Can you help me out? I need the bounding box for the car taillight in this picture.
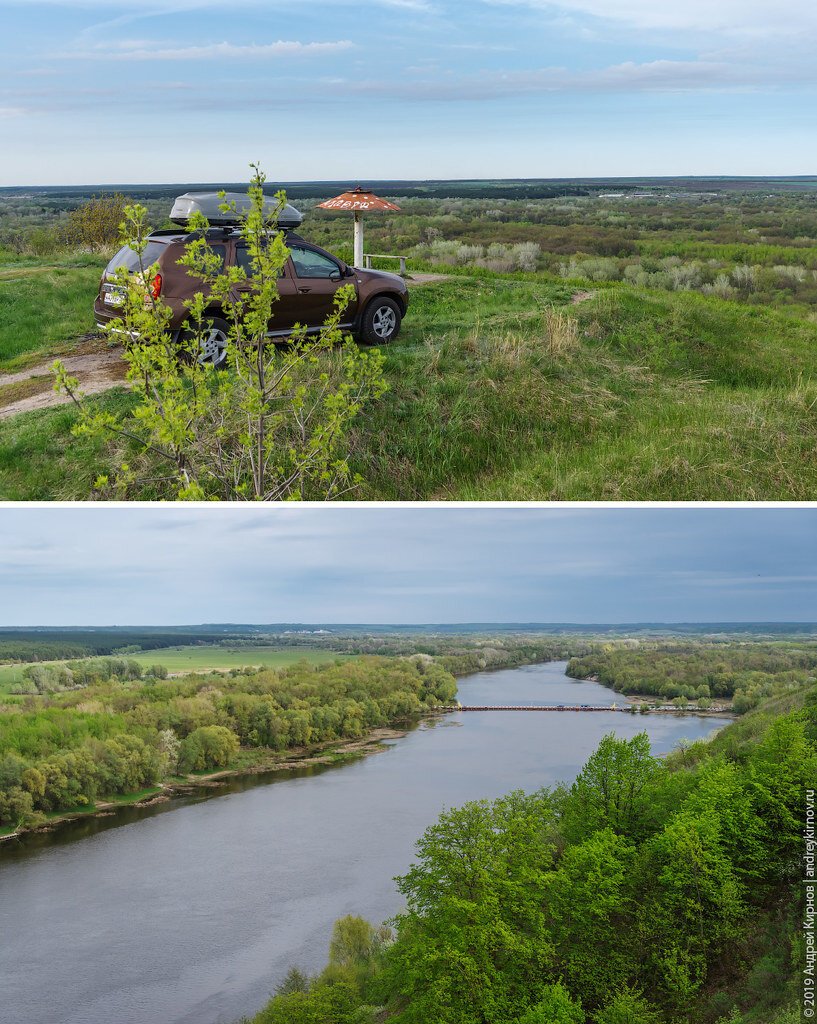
[150,273,162,300]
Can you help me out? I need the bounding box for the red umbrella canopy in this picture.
[318,186,400,212]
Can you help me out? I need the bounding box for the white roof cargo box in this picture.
[170,192,303,230]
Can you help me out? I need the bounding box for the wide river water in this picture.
[0,662,729,1024]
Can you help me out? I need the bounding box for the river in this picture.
[0,662,729,1024]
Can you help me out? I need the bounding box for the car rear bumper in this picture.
[94,308,140,344]
[93,304,121,331]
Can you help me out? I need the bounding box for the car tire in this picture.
[179,317,231,370]
[360,297,401,345]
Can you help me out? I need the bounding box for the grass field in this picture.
[348,277,817,499]
[0,253,105,372]
[0,646,350,694]
[127,645,349,674]
[0,662,34,694]
[1,259,817,499]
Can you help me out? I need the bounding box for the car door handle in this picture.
[298,286,311,293]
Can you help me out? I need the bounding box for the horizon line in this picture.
[2,174,817,191]
[2,620,816,629]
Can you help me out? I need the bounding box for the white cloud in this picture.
[669,572,817,587]
[371,0,435,9]
[346,58,810,102]
[5,0,434,8]
[0,507,814,626]
[63,39,354,60]
[479,0,817,36]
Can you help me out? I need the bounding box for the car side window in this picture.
[209,244,227,271]
[235,246,286,278]
[290,246,341,279]
[179,243,226,272]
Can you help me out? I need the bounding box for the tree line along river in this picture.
[0,661,730,1024]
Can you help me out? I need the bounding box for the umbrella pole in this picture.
[354,210,363,269]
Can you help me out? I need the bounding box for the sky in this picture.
[2,0,816,184]
[0,504,814,626]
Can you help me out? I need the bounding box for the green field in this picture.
[0,646,350,694]
[0,662,32,694]
[0,252,105,372]
[127,645,349,674]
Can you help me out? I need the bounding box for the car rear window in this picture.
[106,241,227,276]
[106,241,168,275]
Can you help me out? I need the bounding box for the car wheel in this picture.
[179,317,230,370]
[360,297,401,345]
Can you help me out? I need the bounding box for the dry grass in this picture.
[543,306,579,355]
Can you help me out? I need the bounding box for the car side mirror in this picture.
[329,268,341,281]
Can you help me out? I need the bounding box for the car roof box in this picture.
[169,192,303,230]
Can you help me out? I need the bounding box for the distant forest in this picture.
[3,175,817,204]
[1,624,815,665]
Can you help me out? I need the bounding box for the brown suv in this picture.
[93,193,408,367]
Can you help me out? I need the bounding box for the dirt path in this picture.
[406,273,452,286]
[0,340,130,420]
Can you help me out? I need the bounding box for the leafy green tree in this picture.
[381,792,555,1023]
[680,759,766,886]
[518,981,584,1023]
[544,829,636,1005]
[329,916,378,970]
[748,715,817,881]
[638,809,744,1009]
[593,988,662,1024]
[0,785,38,828]
[157,728,180,778]
[274,966,311,996]
[177,725,239,772]
[564,732,663,841]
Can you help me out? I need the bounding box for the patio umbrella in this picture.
[317,186,401,269]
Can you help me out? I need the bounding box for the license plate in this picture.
[103,291,124,306]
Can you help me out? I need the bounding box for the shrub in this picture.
[61,192,131,253]
[513,241,541,272]
[27,226,61,257]
[456,244,484,264]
